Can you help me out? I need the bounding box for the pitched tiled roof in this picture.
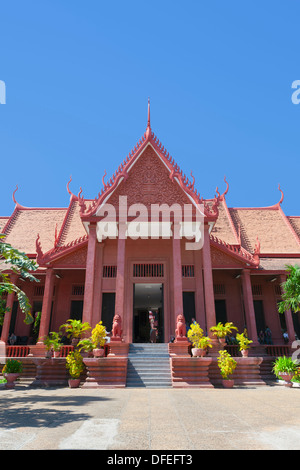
[2,208,68,254]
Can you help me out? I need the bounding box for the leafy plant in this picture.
[272,356,298,379]
[42,331,63,352]
[66,350,84,379]
[187,322,212,349]
[278,264,300,314]
[210,322,238,339]
[59,319,91,341]
[0,233,39,325]
[91,321,106,349]
[77,338,94,354]
[217,350,237,379]
[2,359,23,374]
[236,332,253,351]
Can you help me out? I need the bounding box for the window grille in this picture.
[71,285,85,296]
[34,285,45,297]
[252,284,263,296]
[182,265,195,277]
[102,266,117,278]
[213,284,226,295]
[133,263,164,277]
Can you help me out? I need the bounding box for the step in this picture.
[126,343,172,388]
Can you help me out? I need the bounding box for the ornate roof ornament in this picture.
[278,184,284,205]
[35,233,44,264]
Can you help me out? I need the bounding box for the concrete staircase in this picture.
[126,343,172,388]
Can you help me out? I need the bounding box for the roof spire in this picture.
[146,97,151,137]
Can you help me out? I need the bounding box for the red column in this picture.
[82,222,97,326]
[172,223,183,319]
[92,243,104,327]
[114,228,126,320]
[0,273,18,343]
[38,268,55,341]
[241,269,259,346]
[279,274,296,343]
[202,224,216,334]
[194,250,206,329]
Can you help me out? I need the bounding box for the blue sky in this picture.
[0,1,299,216]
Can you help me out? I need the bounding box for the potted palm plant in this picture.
[66,350,85,388]
[77,338,94,357]
[236,332,253,357]
[91,321,107,357]
[59,319,91,347]
[210,322,238,345]
[217,350,237,388]
[272,356,298,388]
[187,322,212,357]
[42,331,63,357]
[2,359,23,389]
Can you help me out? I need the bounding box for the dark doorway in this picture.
[101,293,116,333]
[70,300,83,321]
[183,291,196,327]
[215,299,227,324]
[133,283,164,342]
[254,300,265,335]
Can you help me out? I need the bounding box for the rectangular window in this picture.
[182,265,195,278]
[133,263,164,278]
[103,266,117,278]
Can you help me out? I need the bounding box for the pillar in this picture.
[82,222,97,325]
[38,268,55,341]
[279,274,296,343]
[194,249,206,329]
[0,273,18,343]
[92,242,104,327]
[172,223,183,319]
[241,269,259,346]
[114,229,126,320]
[202,224,216,334]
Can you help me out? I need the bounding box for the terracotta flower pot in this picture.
[4,373,19,389]
[192,348,206,357]
[279,372,294,388]
[68,378,81,388]
[93,348,104,358]
[222,379,234,388]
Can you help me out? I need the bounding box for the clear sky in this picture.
[0,1,299,216]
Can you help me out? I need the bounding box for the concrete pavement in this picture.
[0,384,300,450]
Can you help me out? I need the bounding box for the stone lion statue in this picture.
[112,314,122,338]
[175,314,186,338]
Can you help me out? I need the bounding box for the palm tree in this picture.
[278,264,300,314]
[0,233,39,325]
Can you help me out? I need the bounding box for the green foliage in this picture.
[77,338,94,353]
[66,350,84,378]
[236,332,253,351]
[278,264,300,314]
[210,322,238,339]
[2,359,23,374]
[91,321,107,348]
[187,322,212,349]
[42,331,63,352]
[0,233,39,324]
[217,350,237,379]
[59,319,91,340]
[272,356,298,378]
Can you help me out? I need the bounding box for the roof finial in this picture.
[146,97,151,137]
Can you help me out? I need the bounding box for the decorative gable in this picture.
[108,144,191,209]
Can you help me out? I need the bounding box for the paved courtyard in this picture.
[0,384,300,451]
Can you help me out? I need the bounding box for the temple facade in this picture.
[1,105,300,348]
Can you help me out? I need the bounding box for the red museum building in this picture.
[1,105,300,350]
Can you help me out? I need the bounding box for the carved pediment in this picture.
[211,245,246,268]
[108,145,191,208]
[52,246,87,267]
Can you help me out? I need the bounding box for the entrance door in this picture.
[133,283,164,342]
